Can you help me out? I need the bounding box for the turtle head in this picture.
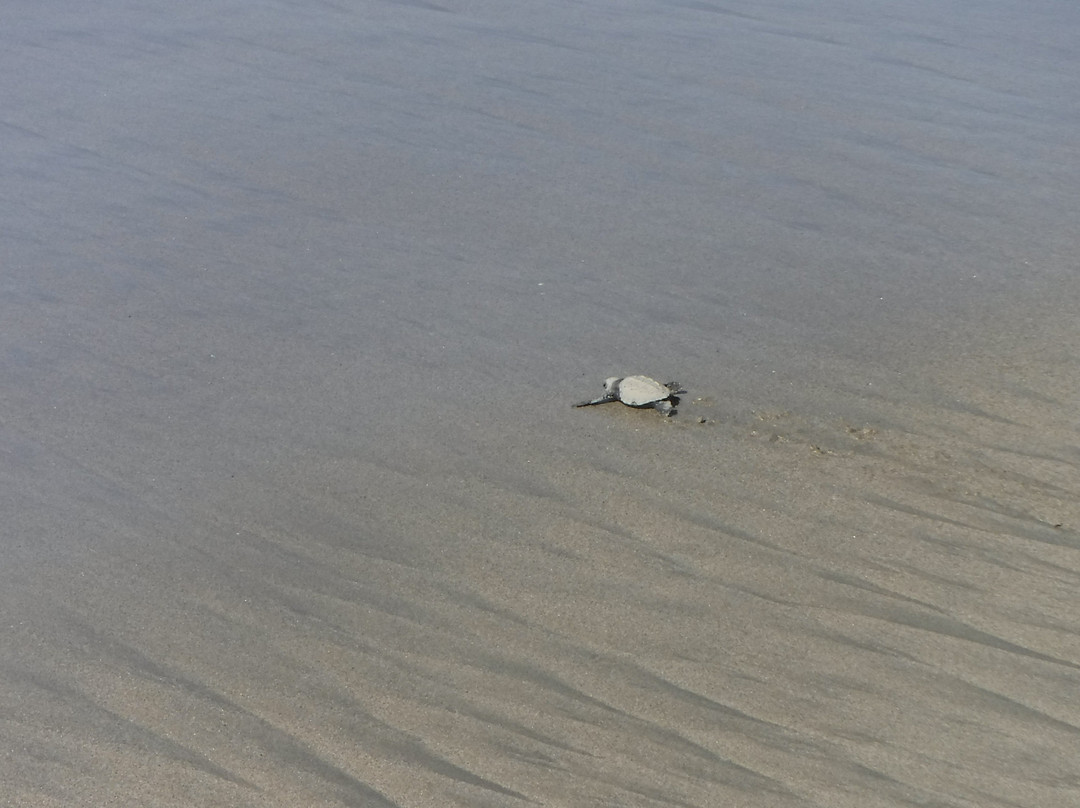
[603,377,621,394]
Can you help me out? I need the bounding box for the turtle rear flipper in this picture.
[654,400,676,416]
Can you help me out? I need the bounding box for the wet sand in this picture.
[3,1,1079,806]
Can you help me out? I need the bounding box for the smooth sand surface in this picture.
[3,2,1079,806]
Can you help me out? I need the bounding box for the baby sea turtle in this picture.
[574,375,685,416]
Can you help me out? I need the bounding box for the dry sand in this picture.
[2,1,1079,806]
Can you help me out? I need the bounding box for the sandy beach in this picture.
[2,2,1079,805]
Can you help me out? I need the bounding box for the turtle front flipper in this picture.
[574,394,618,407]
[653,400,676,416]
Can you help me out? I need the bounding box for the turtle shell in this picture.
[615,375,673,406]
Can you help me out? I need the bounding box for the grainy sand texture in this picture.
[2,2,1079,806]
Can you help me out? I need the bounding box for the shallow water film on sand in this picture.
[2,1,1079,805]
